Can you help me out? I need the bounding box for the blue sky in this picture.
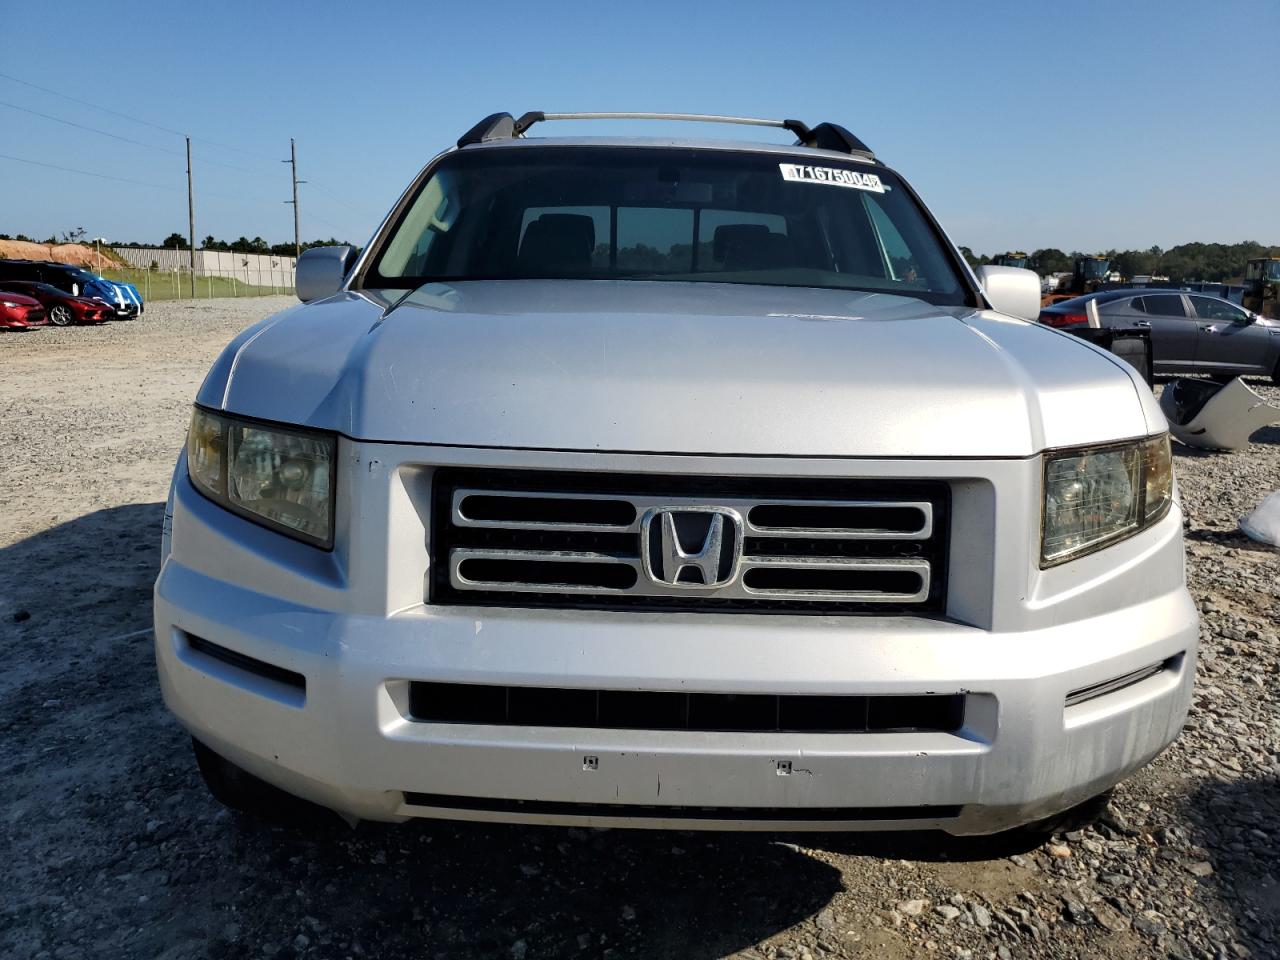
[2,0,1276,254]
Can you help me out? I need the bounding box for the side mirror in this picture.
[296,245,357,302]
[974,265,1042,322]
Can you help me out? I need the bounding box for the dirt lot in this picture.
[1,298,1277,960]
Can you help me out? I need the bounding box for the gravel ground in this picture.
[1,299,1277,960]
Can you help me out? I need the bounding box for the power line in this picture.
[0,98,287,183]
[0,100,185,156]
[188,136,280,166]
[2,70,363,241]
[3,151,357,241]
[0,153,182,191]
[0,70,186,137]
[195,153,281,178]
[2,70,363,221]
[304,209,360,236]
[0,70,282,165]
[304,180,364,215]
[0,152,276,205]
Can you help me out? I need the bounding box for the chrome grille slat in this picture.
[746,500,933,540]
[453,489,933,539]
[740,556,931,603]
[452,548,641,595]
[433,470,949,614]
[452,488,637,532]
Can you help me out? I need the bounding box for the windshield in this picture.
[1268,261,1280,281]
[1080,259,1109,279]
[364,147,971,305]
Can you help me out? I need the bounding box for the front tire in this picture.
[48,304,73,326]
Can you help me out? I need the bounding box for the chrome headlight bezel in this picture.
[187,406,337,550]
[1040,433,1173,568]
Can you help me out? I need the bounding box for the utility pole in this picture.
[283,138,305,260]
[186,136,196,297]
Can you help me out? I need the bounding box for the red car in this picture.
[0,280,112,326]
[0,291,47,330]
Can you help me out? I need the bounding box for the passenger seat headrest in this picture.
[518,214,597,273]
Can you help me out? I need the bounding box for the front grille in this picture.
[430,469,949,614]
[408,682,965,733]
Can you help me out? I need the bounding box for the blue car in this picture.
[81,273,144,320]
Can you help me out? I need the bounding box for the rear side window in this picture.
[0,261,34,281]
[1098,297,1134,315]
[38,268,69,291]
[617,207,695,272]
[1138,294,1186,318]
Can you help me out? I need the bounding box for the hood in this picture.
[200,280,1159,458]
[82,278,120,300]
[115,281,142,305]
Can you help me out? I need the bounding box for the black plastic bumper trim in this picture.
[402,793,962,822]
[185,633,306,691]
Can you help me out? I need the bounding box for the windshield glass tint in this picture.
[367,147,968,304]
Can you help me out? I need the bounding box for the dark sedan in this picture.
[0,280,112,326]
[1040,290,1280,383]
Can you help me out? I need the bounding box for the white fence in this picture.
[111,246,296,288]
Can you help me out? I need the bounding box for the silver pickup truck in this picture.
[154,112,1197,834]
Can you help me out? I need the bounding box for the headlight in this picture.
[187,407,335,548]
[1,300,20,308]
[1041,434,1172,566]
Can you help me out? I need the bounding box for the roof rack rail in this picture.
[457,112,875,159]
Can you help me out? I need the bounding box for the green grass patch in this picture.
[95,268,290,301]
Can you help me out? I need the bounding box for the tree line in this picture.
[162,234,353,257]
[0,231,354,257]
[957,241,1274,283]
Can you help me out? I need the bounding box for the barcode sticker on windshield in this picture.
[779,163,885,193]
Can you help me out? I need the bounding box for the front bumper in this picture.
[154,443,1198,834]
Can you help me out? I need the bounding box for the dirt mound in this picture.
[0,239,122,271]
